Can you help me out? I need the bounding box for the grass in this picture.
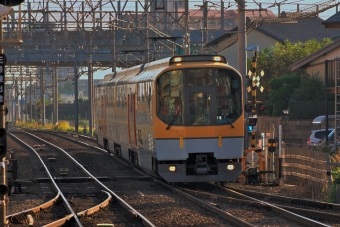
[15,120,96,135]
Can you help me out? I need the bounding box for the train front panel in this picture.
[152,58,244,183]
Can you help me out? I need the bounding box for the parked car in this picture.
[326,128,340,146]
[307,128,333,146]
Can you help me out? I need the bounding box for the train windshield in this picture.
[156,68,241,126]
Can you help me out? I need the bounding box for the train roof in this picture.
[97,57,170,86]
[96,55,227,86]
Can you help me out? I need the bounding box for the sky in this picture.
[89,0,340,80]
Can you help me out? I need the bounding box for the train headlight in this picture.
[173,57,182,63]
[226,164,234,170]
[169,165,176,172]
[213,56,221,62]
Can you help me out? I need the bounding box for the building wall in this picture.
[219,30,279,69]
[306,47,340,84]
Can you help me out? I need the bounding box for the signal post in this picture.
[243,46,266,184]
[243,51,278,184]
[0,1,25,226]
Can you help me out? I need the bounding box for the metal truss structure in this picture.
[2,0,339,79]
[2,0,340,129]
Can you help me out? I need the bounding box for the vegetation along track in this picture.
[179,182,340,227]
[14,128,256,226]
[8,128,149,227]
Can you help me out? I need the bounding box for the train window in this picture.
[189,92,210,125]
[156,70,184,125]
[216,69,241,125]
[186,69,212,86]
[157,68,241,126]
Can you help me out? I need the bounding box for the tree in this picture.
[250,38,332,112]
[58,81,74,93]
[268,74,325,116]
[78,97,88,103]
[291,75,325,101]
[268,74,301,116]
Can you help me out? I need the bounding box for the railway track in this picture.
[177,182,340,227]
[8,129,151,226]
[7,127,339,226]
[21,129,248,226]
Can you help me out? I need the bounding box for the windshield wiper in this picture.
[166,115,179,130]
[226,115,235,128]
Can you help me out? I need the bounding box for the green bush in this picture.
[329,168,340,203]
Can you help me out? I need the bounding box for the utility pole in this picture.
[14,80,18,123]
[237,0,248,149]
[53,67,58,125]
[40,68,45,126]
[0,2,25,226]
[29,70,32,122]
[74,53,78,133]
[203,0,208,45]
[144,0,150,61]
[184,0,189,55]
[20,67,23,122]
[88,53,93,136]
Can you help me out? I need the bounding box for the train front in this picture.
[154,55,244,183]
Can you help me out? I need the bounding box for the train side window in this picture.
[156,70,184,125]
[215,69,241,124]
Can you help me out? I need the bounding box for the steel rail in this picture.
[8,132,120,226]
[226,186,340,210]
[42,214,74,227]
[181,188,340,223]
[77,190,112,217]
[8,133,82,227]
[26,132,156,227]
[6,193,60,224]
[36,130,256,227]
[224,187,330,227]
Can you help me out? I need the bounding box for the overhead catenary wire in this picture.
[201,0,340,53]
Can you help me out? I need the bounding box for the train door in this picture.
[128,93,138,165]
[185,87,216,125]
[102,93,107,137]
[128,93,137,147]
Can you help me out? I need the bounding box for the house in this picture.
[205,16,340,69]
[289,38,340,87]
[290,12,340,90]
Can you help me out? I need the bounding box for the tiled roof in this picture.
[257,16,340,43]
[206,16,340,48]
[322,11,340,28]
[172,30,228,43]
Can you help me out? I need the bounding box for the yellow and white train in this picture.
[94,55,244,184]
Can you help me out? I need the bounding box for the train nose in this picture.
[195,154,210,174]
[195,166,210,174]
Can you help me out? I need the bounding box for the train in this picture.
[94,55,245,184]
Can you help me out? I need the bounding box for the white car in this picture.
[307,129,333,146]
[326,128,340,146]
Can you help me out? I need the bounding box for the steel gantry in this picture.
[2,0,340,135]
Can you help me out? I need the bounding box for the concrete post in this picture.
[336,184,340,203]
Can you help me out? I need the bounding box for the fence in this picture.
[281,145,333,200]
